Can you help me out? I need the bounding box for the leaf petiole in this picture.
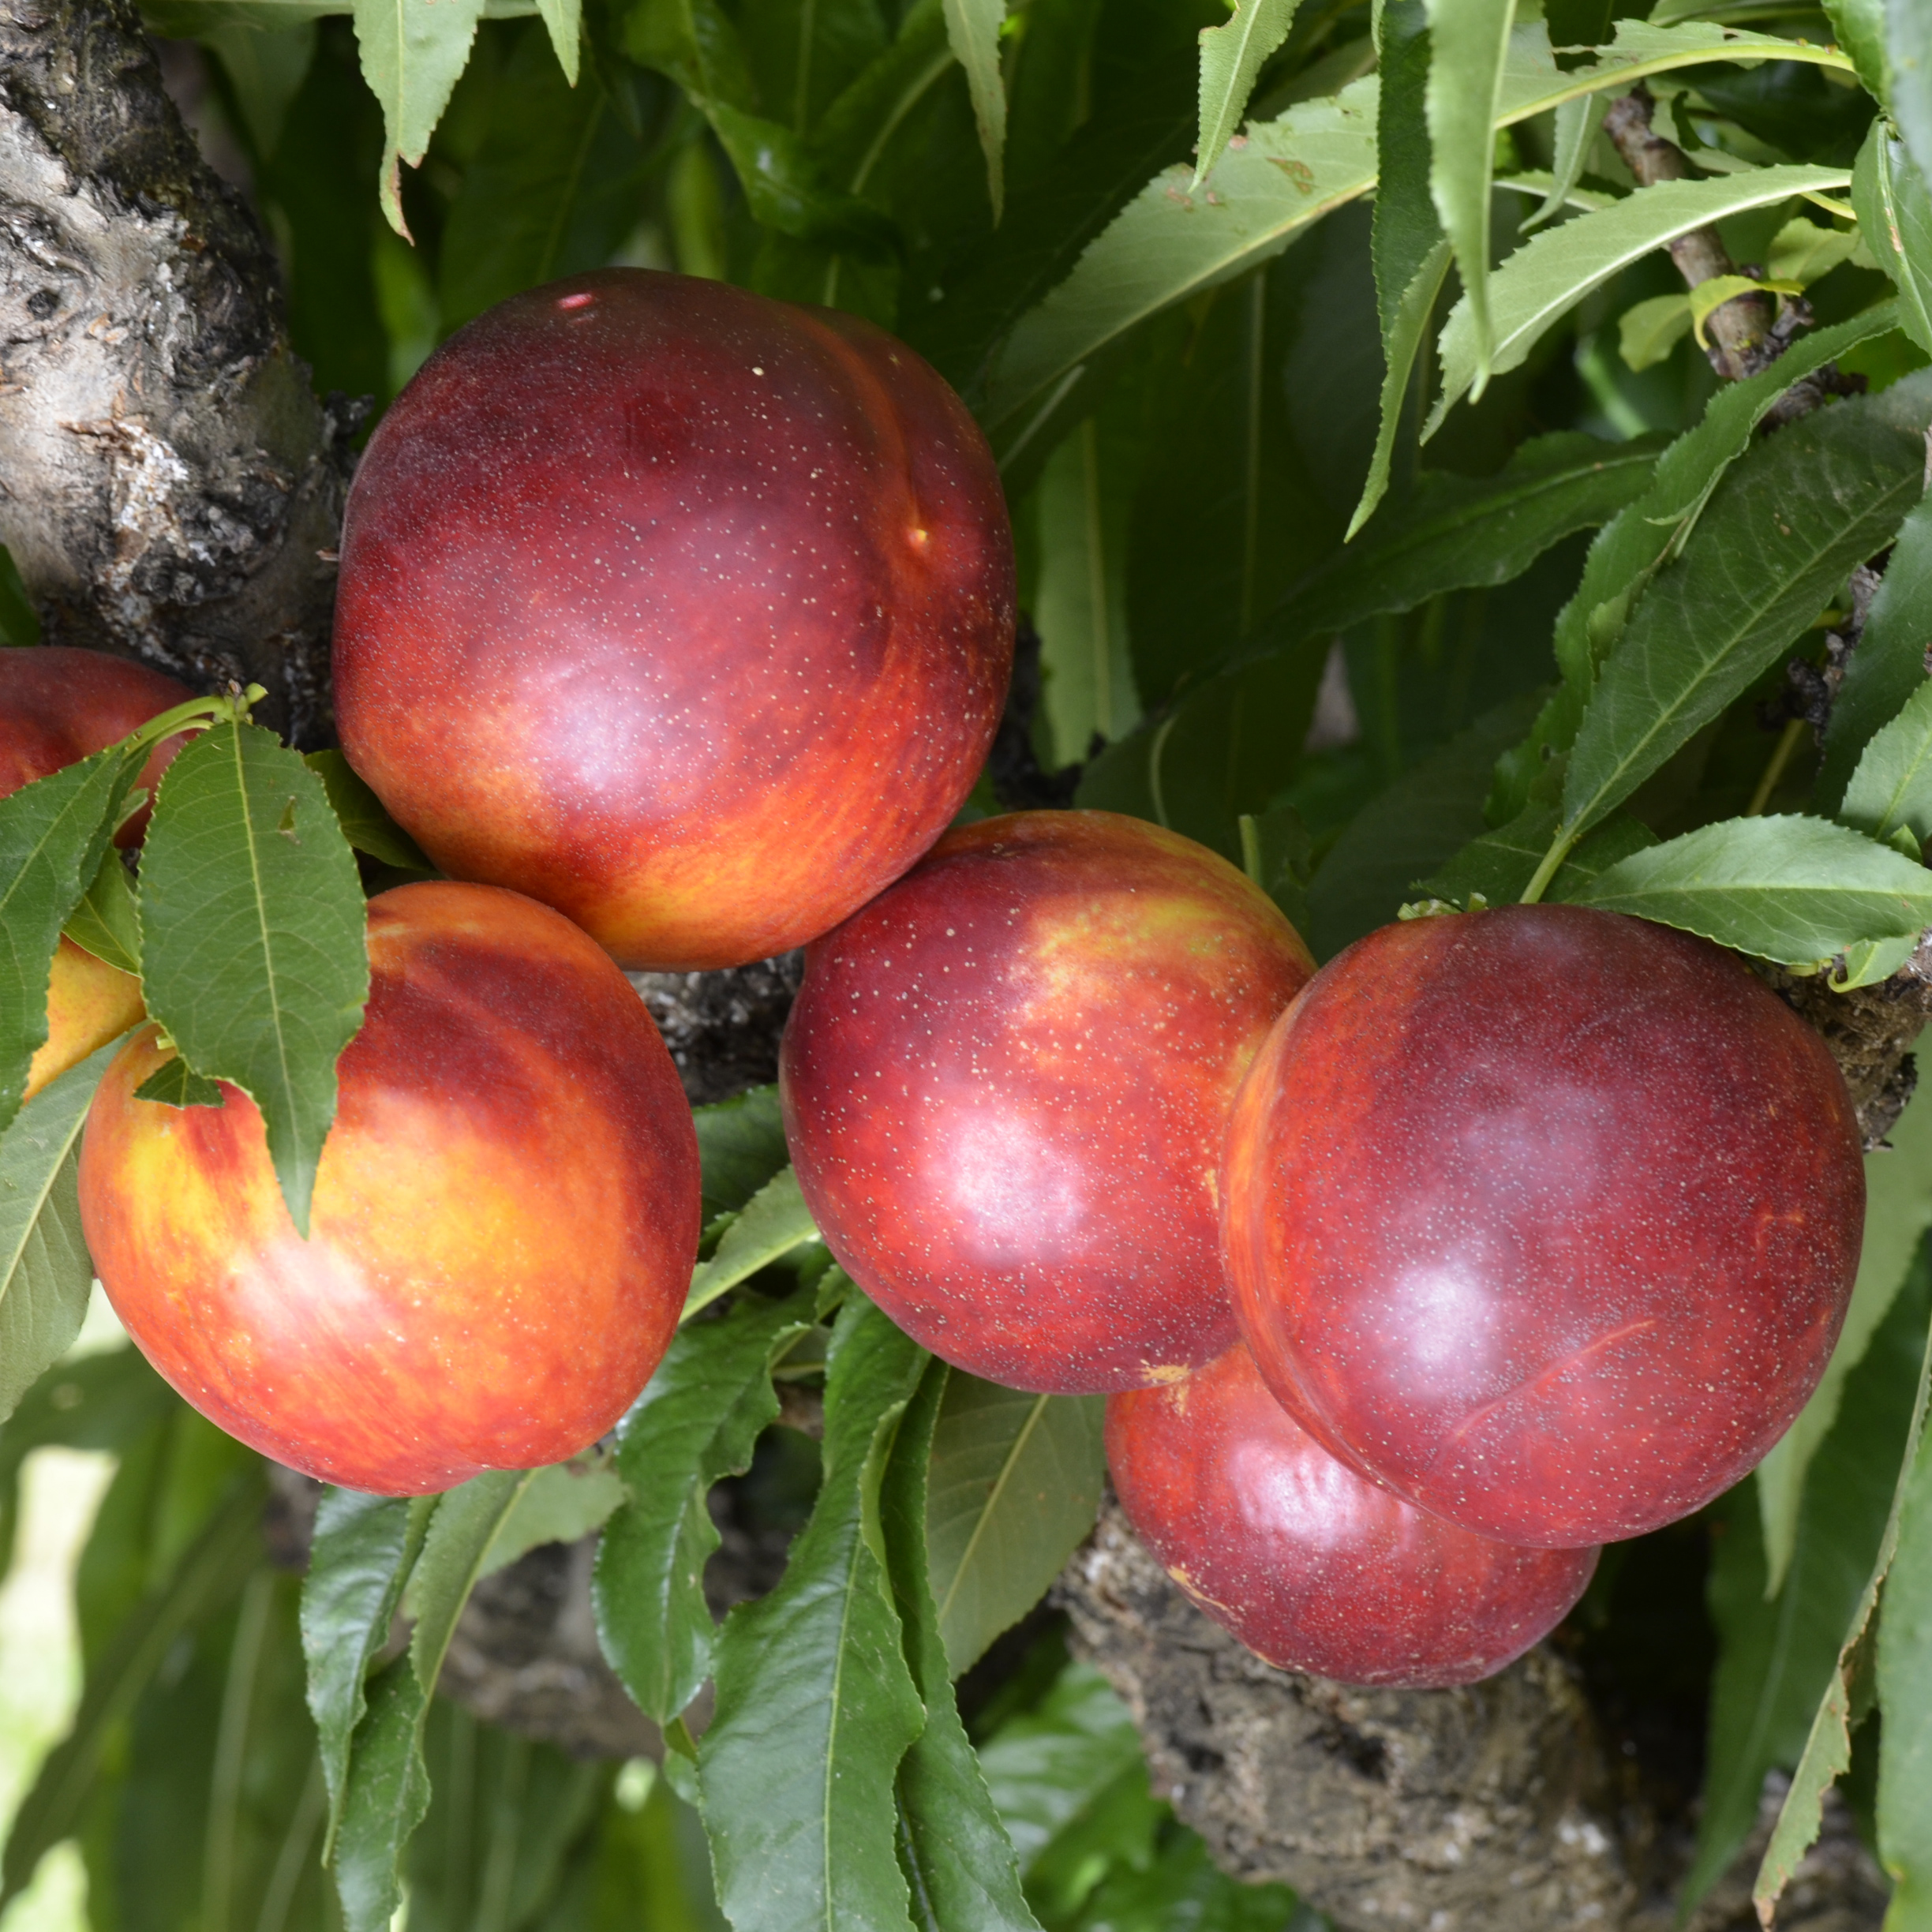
[1520,826,1580,904]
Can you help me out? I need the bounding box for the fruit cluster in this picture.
[19,269,1864,1691]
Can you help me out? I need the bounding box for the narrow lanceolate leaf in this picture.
[700,1297,930,1932]
[1422,0,1516,390]
[1822,0,1888,103]
[1841,680,1932,848]
[350,0,490,236]
[0,1038,123,1425]
[62,844,141,977]
[882,1361,1043,1932]
[1688,1267,1930,1915]
[0,748,129,1137]
[1879,1364,1932,1913]
[1756,1291,1932,1915]
[1822,481,1932,811]
[332,1472,533,1932]
[1523,92,1603,229]
[1760,1098,1932,1594]
[944,0,1008,219]
[1428,166,1855,435]
[0,1469,266,1915]
[304,749,431,871]
[481,1456,625,1578]
[535,0,579,82]
[1852,125,1932,357]
[1561,380,1932,842]
[1196,0,1303,185]
[1350,241,1453,535]
[694,1084,791,1226]
[137,723,369,1237]
[685,1166,821,1316]
[979,80,1379,437]
[925,1376,1106,1678]
[593,1288,816,1723]
[1567,816,1932,965]
[1890,0,1932,191]
[301,1488,436,1847]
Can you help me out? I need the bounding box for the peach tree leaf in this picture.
[593,1287,816,1723]
[0,1037,125,1425]
[944,0,1007,217]
[694,1084,791,1226]
[1840,680,1932,847]
[699,1295,928,1932]
[1687,1261,1930,1915]
[350,0,489,237]
[1760,1096,1932,1596]
[1421,0,1515,391]
[881,1360,1043,1932]
[137,722,369,1237]
[0,545,37,646]
[1889,0,1932,189]
[924,1375,1105,1679]
[1565,815,1932,963]
[1852,125,1932,358]
[1560,379,1932,844]
[1878,1318,1932,1908]
[304,750,430,871]
[685,1166,821,1316]
[63,843,142,977]
[479,1457,626,1579]
[1195,0,1303,185]
[0,748,132,1137]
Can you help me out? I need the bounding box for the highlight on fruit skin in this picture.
[77,881,702,1496]
[1222,902,1866,1550]
[333,268,1016,974]
[782,809,1316,1395]
[1106,1341,1599,1688]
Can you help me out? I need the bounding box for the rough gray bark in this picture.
[3,9,1901,1926]
[0,0,350,741]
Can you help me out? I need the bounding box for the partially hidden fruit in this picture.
[782,811,1315,1393]
[1108,1342,1598,1687]
[78,881,701,1494]
[333,269,1015,972]
[1223,904,1864,1548]
[1,647,193,1097]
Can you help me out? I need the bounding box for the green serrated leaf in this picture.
[1617,291,1693,371]
[695,1083,792,1225]
[1428,164,1855,435]
[0,546,39,647]
[1761,1095,1932,1596]
[62,844,141,977]
[535,0,579,80]
[0,1468,266,1915]
[1196,0,1302,185]
[593,1288,816,1722]
[881,1361,1043,1932]
[132,1055,225,1109]
[1842,679,1932,847]
[1423,0,1515,391]
[1823,485,1932,814]
[0,748,134,1138]
[925,1376,1106,1678]
[479,1455,626,1578]
[1523,91,1604,230]
[1352,241,1454,537]
[1567,814,1932,962]
[1889,0,1932,191]
[699,1295,929,1932]
[1684,1263,1930,1915]
[979,80,1380,438]
[301,1488,436,1849]
[303,751,431,871]
[0,1037,123,1425]
[1852,123,1932,357]
[1822,0,1889,103]
[685,1165,821,1316]
[1879,1313,1932,1911]
[1413,803,1656,908]
[331,1471,534,1932]
[350,0,490,237]
[1560,379,1932,843]
[944,0,1007,218]
[137,722,369,1237]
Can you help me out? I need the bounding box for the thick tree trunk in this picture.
[0,0,350,740]
[0,9,1898,1926]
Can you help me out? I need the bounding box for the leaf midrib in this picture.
[227,729,300,1168]
[1568,466,1922,835]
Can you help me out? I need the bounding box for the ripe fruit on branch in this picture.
[1223,904,1864,1548]
[1108,1342,1597,1686]
[0,647,193,1099]
[782,811,1315,1393]
[333,269,1015,973]
[78,881,701,1494]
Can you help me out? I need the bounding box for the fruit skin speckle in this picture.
[1223,902,1866,1549]
[333,268,1014,972]
[782,810,1315,1393]
[1107,1341,1599,1687]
